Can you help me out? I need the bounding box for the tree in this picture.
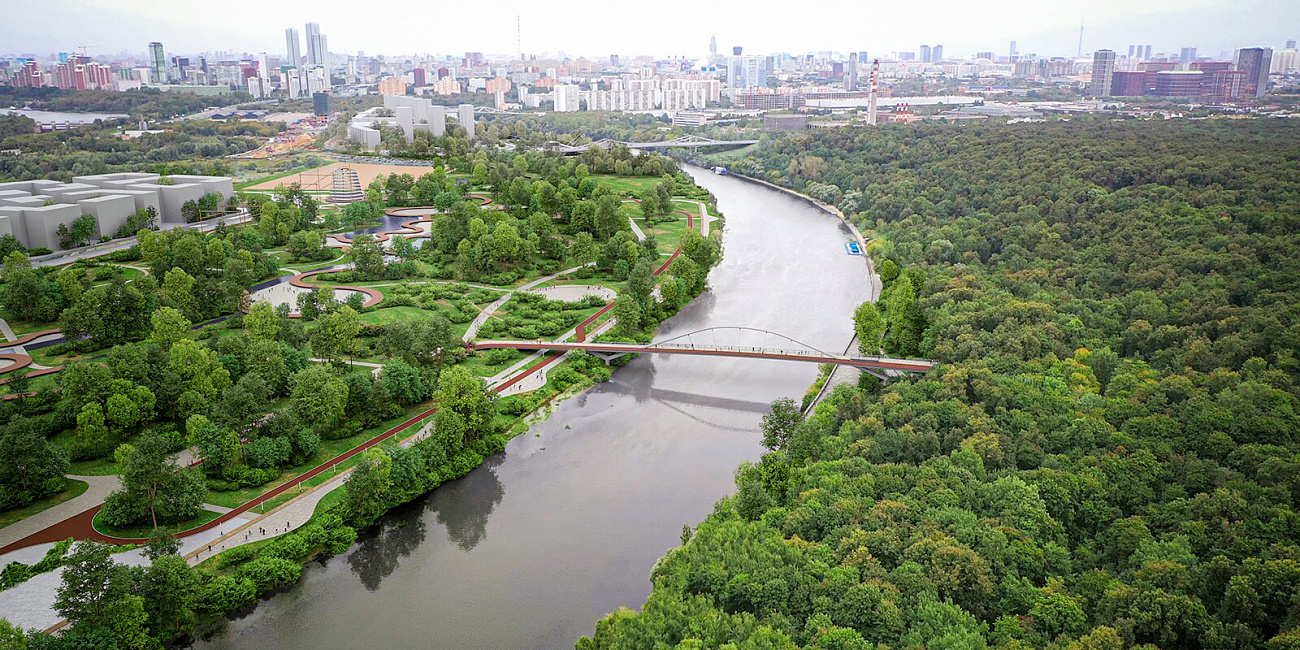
[101,432,206,528]
[289,365,348,430]
[344,448,392,523]
[613,295,642,336]
[853,302,885,355]
[571,232,597,264]
[310,305,362,363]
[0,418,69,510]
[245,299,280,342]
[349,233,386,279]
[433,366,496,440]
[760,397,803,452]
[147,307,191,350]
[167,338,231,401]
[381,359,427,405]
[54,542,129,628]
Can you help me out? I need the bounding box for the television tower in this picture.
[866,59,880,125]
[516,15,522,61]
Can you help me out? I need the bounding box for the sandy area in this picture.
[245,162,439,191]
[248,282,367,312]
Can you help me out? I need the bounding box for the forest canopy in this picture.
[579,119,1300,649]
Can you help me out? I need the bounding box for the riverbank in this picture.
[191,165,870,650]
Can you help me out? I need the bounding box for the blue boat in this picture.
[844,241,863,256]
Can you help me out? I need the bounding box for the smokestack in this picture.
[867,59,880,126]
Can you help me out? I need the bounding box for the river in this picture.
[193,167,872,650]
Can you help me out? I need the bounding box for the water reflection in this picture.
[429,453,505,551]
[346,504,428,591]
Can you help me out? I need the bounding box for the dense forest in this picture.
[579,119,1300,649]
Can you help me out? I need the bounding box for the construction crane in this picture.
[76,45,97,59]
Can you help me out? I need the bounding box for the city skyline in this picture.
[3,0,1295,61]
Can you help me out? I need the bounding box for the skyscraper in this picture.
[1180,47,1197,69]
[1128,45,1136,58]
[919,45,931,63]
[1010,40,1018,60]
[709,35,717,56]
[932,45,942,62]
[1091,49,1116,97]
[148,41,166,84]
[1235,47,1273,97]
[1144,45,1153,60]
[285,28,301,67]
[305,23,321,65]
[845,52,859,91]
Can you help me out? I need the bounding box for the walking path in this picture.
[460,263,595,342]
[627,217,647,242]
[0,475,121,552]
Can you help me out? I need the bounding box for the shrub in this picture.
[194,575,257,617]
[216,544,255,569]
[238,556,302,593]
[245,436,292,469]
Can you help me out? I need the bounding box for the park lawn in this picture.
[29,344,111,370]
[203,406,427,510]
[359,306,436,328]
[458,349,528,379]
[92,506,223,539]
[703,143,760,161]
[589,174,663,196]
[644,215,691,253]
[0,479,89,529]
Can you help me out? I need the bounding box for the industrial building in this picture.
[0,173,233,250]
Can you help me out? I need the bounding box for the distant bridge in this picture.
[470,327,934,375]
[552,136,759,154]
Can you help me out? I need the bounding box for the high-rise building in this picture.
[1128,45,1136,58]
[148,42,166,84]
[919,45,931,63]
[1234,47,1273,97]
[709,35,717,56]
[285,28,301,68]
[845,52,859,91]
[932,45,942,62]
[1144,45,1153,60]
[554,84,580,112]
[1289,40,1297,49]
[1091,49,1116,96]
[1111,71,1147,96]
[305,22,322,66]
[1180,47,1197,69]
[1010,40,1018,60]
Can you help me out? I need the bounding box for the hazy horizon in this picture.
[2,0,1296,61]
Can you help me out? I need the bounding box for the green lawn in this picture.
[590,174,663,196]
[359,306,437,328]
[92,507,223,539]
[0,479,89,529]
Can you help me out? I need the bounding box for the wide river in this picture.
[195,167,872,650]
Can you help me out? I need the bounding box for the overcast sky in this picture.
[3,0,1296,60]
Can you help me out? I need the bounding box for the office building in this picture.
[1091,49,1116,96]
[1273,47,1299,73]
[148,41,166,84]
[845,53,859,91]
[1010,40,1018,60]
[932,45,943,62]
[919,45,931,63]
[1128,45,1136,58]
[1144,45,1153,60]
[285,28,301,68]
[1111,71,1147,96]
[1234,47,1273,97]
[1154,70,1203,96]
[457,104,475,139]
[1180,47,1197,69]
[313,92,331,116]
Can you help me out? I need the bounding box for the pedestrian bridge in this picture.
[552,136,760,154]
[470,327,934,373]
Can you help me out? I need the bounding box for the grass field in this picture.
[589,174,665,196]
[0,479,89,530]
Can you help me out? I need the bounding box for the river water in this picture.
[194,167,872,650]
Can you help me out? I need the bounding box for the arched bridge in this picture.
[470,327,934,374]
[552,136,759,154]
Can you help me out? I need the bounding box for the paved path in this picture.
[627,217,647,242]
[461,263,595,342]
[310,358,384,377]
[0,475,120,552]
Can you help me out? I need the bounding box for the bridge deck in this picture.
[471,340,934,372]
